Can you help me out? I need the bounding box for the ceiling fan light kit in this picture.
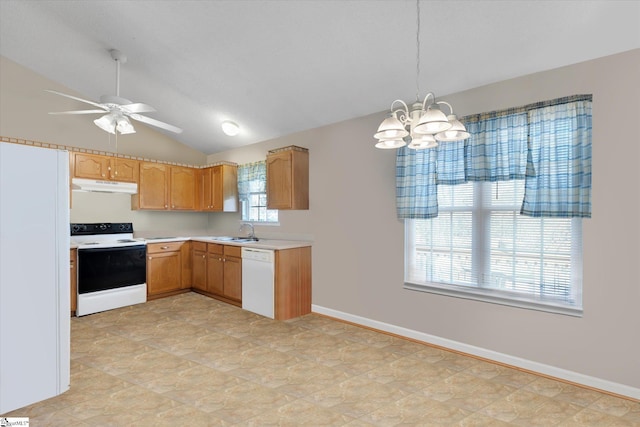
[47,49,182,136]
[374,0,469,150]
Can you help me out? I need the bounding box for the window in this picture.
[399,95,591,315]
[405,180,583,315]
[237,161,278,223]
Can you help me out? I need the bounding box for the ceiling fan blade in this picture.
[121,103,156,114]
[45,89,107,110]
[49,110,107,115]
[129,114,183,134]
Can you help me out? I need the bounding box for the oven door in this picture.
[77,245,146,294]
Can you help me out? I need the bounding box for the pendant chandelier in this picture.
[374,0,470,150]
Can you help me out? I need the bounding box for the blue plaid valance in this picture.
[396,95,592,219]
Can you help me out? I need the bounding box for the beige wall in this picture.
[208,49,640,396]
[3,49,639,396]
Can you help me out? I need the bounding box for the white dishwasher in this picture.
[241,247,275,319]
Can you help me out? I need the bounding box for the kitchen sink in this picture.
[209,236,260,243]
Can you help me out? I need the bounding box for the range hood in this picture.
[71,178,138,194]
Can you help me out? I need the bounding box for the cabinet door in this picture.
[181,241,192,289]
[192,248,207,291]
[223,255,242,301]
[266,151,293,209]
[111,158,139,183]
[147,251,182,296]
[211,165,223,211]
[170,166,197,210]
[73,153,109,180]
[138,162,169,209]
[200,167,213,211]
[207,253,224,295]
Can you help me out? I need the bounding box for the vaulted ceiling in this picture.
[1,1,638,154]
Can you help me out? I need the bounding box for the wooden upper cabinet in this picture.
[71,153,138,183]
[133,163,197,210]
[266,146,309,210]
[73,153,109,180]
[170,166,197,210]
[111,158,139,183]
[200,167,213,212]
[133,162,169,210]
[199,164,238,212]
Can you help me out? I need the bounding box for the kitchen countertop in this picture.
[70,236,312,251]
[143,236,311,250]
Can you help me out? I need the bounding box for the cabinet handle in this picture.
[202,255,206,258]
[218,257,222,261]
[148,256,152,260]
[164,205,168,208]
[161,246,169,250]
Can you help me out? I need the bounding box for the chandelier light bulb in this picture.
[435,115,471,141]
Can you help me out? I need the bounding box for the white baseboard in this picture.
[312,304,640,401]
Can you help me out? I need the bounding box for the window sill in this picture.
[404,281,583,317]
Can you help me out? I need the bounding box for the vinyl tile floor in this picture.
[3,292,639,426]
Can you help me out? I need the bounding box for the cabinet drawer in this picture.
[224,245,242,258]
[192,241,207,252]
[208,243,224,255]
[147,241,184,253]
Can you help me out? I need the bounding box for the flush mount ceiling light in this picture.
[374,0,470,150]
[221,120,240,136]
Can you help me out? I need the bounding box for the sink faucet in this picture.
[240,222,255,239]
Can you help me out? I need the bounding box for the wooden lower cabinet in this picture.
[190,242,312,318]
[70,248,77,315]
[222,246,242,301]
[207,243,242,307]
[274,246,312,320]
[197,243,242,306]
[192,241,207,292]
[146,241,191,300]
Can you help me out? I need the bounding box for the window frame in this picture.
[404,180,583,317]
[237,161,279,224]
[240,191,279,224]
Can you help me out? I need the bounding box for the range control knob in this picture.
[99,224,108,231]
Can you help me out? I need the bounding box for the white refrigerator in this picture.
[0,143,70,414]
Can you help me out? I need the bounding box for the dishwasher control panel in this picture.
[241,247,274,262]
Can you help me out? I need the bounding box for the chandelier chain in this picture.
[415,0,420,102]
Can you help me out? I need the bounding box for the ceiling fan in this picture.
[46,49,182,135]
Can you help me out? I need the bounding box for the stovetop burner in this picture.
[70,223,145,249]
